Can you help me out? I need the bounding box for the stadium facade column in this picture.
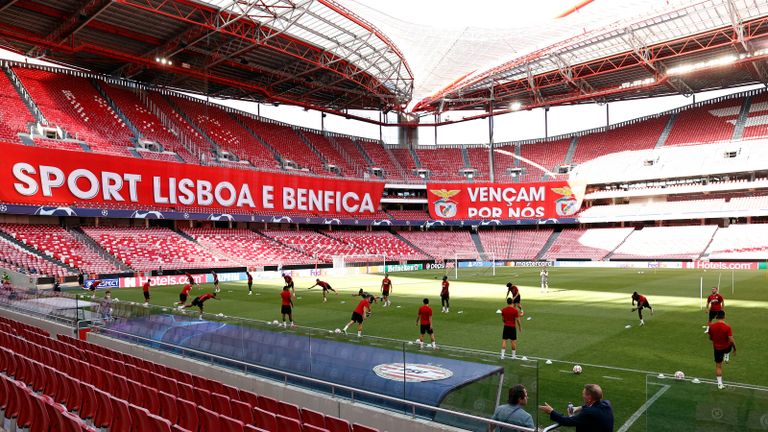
[488,85,495,183]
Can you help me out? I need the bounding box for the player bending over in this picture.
[175,284,192,307]
[282,273,296,297]
[705,287,725,333]
[501,297,523,360]
[343,295,373,337]
[631,291,653,326]
[280,286,294,328]
[417,298,436,349]
[506,283,522,312]
[708,310,735,389]
[353,289,377,302]
[440,276,450,313]
[309,279,337,303]
[381,274,393,307]
[183,292,218,320]
[89,279,101,299]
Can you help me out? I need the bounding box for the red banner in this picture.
[0,145,384,215]
[426,181,583,220]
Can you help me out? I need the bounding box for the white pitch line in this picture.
[602,375,624,381]
[617,384,670,432]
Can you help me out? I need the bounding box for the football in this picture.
[573,365,583,374]
[674,371,685,380]
[272,320,279,325]
[334,328,342,334]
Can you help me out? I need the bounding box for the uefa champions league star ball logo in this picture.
[429,189,460,218]
[373,363,453,382]
[552,186,578,216]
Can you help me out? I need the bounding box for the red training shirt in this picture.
[317,281,330,289]
[142,282,150,292]
[280,290,292,306]
[418,305,432,325]
[247,274,253,283]
[181,285,192,295]
[441,280,449,296]
[501,306,520,327]
[198,293,215,302]
[91,280,101,289]
[382,278,391,289]
[354,299,369,315]
[283,275,293,284]
[637,295,647,304]
[708,293,724,311]
[709,321,733,350]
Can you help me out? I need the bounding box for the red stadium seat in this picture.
[175,398,199,432]
[353,423,380,432]
[230,399,254,424]
[276,414,303,432]
[157,391,178,425]
[219,414,246,432]
[278,401,301,420]
[325,416,353,432]
[198,406,222,432]
[253,407,278,432]
[303,425,331,432]
[301,408,327,429]
[210,392,232,417]
[257,395,280,413]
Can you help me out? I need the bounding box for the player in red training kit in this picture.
[416,298,436,349]
[506,283,522,312]
[708,310,735,389]
[440,276,450,313]
[280,286,294,328]
[343,295,373,337]
[175,284,192,307]
[631,291,654,326]
[89,279,101,299]
[705,287,725,333]
[246,271,253,295]
[142,279,152,306]
[381,274,393,307]
[283,273,295,297]
[501,297,523,359]
[308,279,337,303]
[183,292,218,319]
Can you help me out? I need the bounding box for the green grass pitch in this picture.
[91,266,768,431]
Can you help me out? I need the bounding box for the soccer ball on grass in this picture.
[674,371,685,380]
[572,365,583,374]
[334,328,342,334]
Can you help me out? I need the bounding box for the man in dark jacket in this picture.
[539,384,614,432]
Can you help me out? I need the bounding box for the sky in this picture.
[0,0,762,146]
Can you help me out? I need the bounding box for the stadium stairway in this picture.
[19,133,35,146]
[460,147,471,170]
[732,96,752,141]
[327,135,361,173]
[295,129,331,170]
[0,229,79,274]
[698,226,720,260]
[655,113,677,148]
[128,147,141,158]
[536,229,562,260]
[251,229,314,259]
[391,231,433,259]
[91,79,142,139]
[68,227,133,273]
[228,113,283,164]
[603,227,636,259]
[563,136,578,166]
[408,145,423,169]
[353,138,375,166]
[470,230,487,259]
[164,95,221,154]
[3,66,47,126]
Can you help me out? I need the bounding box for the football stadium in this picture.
[1,0,768,431]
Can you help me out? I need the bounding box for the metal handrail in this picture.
[97,326,537,432]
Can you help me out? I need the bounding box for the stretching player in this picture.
[175,283,192,307]
[309,279,337,303]
[280,286,294,328]
[246,271,253,295]
[88,279,101,299]
[381,274,393,307]
[185,272,195,286]
[440,276,450,313]
[283,273,295,297]
[705,287,725,333]
[708,311,735,389]
[343,295,373,337]
[417,298,436,349]
[353,288,377,302]
[506,283,522,312]
[631,291,653,326]
[183,292,218,319]
[212,271,220,293]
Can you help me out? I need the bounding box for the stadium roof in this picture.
[0,0,767,120]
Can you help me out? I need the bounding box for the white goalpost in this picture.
[452,252,496,280]
[331,254,387,276]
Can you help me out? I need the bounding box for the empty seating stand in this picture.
[0,316,380,432]
[184,228,310,267]
[479,229,552,260]
[398,230,477,260]
[0,71,35,143]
